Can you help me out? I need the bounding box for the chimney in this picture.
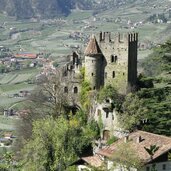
[99,32,103,41]
[136,136,142,143]
[124,135,129,143]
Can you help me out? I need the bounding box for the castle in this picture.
[84,32,138,94]
[61,31,138,95]
[58,31,138,139]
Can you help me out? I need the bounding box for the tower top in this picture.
[84,35,102,56]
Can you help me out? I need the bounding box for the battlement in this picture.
[128,33,138,42]
[99,32,138,44]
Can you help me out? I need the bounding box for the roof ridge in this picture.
[133,130,171,140]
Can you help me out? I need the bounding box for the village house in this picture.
[73,131,171,171]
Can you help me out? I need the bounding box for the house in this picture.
[4,133,13,139]
[71,155,103,171]
[96,131,171,171]
[73,131,171,171]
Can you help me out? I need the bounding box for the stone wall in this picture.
[98,32,138,94]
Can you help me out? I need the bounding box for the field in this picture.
[0,68,39,109]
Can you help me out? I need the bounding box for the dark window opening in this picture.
[105,99,110,103]
[111,55,114,63]
[112,115,114,120]
[74,87,78,94]
[115,56,117,62]
[111,55,118,63]
[123,72,125,76]
[93,86,96,90]
[92,73,94,76]
[106,111,109,118]
[113,71,115,78]
[163,164,166,170]
[64,87,68,93]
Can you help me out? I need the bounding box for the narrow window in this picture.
[112,71,115,78]
[106,111,109,118]
[111,55,118,63]
[163,164,166,170]
[112,114,114,120]
[123,72,125,76]
[111,55,114,63]
[92,73,94,76]
[115,55,117,62]
[74,87,78,94]
[64,87,68,93]
[93,86,96,90]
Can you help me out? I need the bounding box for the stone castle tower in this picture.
[84,32,138,93]
[84,35,105,90]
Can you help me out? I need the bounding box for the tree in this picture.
[111,142,143,171]
[97,85,118,103]
[21,117,76,171]
[20,114,99,171]
[118,93,148,131]
[144,145,159,171]
[137,87,171,136]
[97,85,124,112]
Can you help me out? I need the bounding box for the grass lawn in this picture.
[0,115,17,130]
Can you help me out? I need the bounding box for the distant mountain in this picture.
[0,0,95,19]
[0,0,164,20]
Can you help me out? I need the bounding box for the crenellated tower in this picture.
[98,32,138,93]
[84,32,138,94]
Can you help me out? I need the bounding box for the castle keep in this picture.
[84,32,138,93]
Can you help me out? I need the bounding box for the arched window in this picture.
[64,87,68,93]
[74,87,78,94]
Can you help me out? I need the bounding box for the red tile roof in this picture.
[97,130,171,163]
[15,52,37,59]
[84,35,102,56]
[81,155,103,167]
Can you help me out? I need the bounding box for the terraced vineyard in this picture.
[0,68,39,109]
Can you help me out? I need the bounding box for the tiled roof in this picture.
[81,155,103,167]
[84,35,102,56]
[97,130,171,163]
